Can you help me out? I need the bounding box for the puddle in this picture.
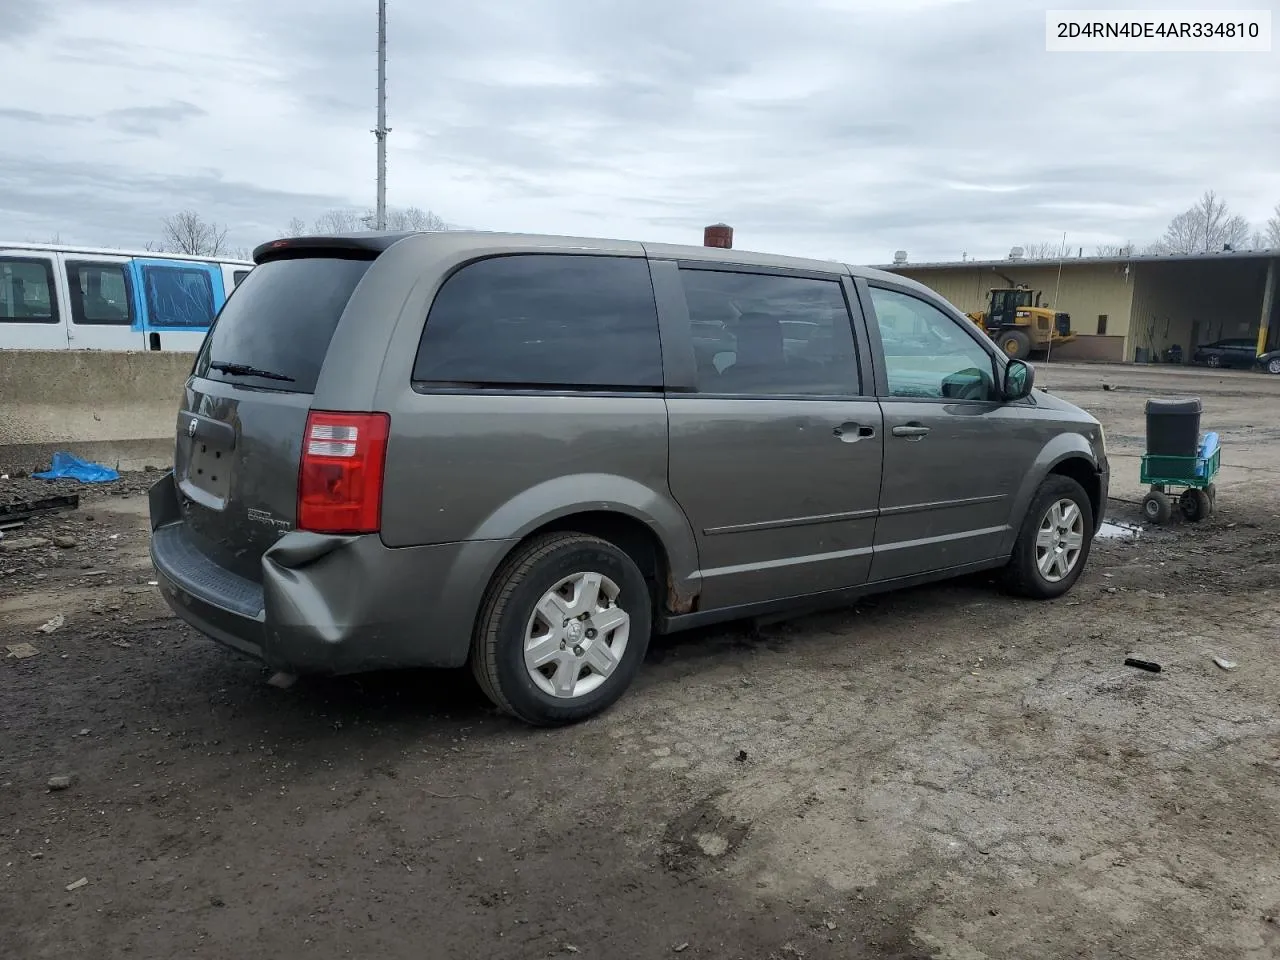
[1096,520,1142,541]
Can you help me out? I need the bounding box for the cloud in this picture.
[105,101,208,137]
[1,0,1276,260]
[0,108,91,126]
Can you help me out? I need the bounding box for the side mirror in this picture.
[1002,359,1035,401]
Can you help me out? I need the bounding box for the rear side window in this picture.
[233,270,250,287]
[66,261,134,326]
[413,254,663,389]
[141,265,216,328]
[680,268,860,396]
[0,257,58,324]
[194,257,372,393]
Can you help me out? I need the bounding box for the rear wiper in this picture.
[208,360,295,382]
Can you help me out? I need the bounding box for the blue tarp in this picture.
[32,452,120,484]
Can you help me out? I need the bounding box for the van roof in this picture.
[250,230,913,287]
[0,241,253,265]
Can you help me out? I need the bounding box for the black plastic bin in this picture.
[1145,397,1201,457]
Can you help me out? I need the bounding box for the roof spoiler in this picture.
[252,232,416,265]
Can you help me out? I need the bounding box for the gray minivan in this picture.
[149,231,1109,726]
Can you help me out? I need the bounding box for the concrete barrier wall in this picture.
[0,350,194,474]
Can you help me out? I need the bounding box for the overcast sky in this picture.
[1,0,1277,263]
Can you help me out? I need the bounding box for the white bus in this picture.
[0,242,254,352]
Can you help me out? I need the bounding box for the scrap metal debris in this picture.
[36,615,65,634]
[0,494,79,525]
[1124,657,1162,673]
[1096,520,1142,541]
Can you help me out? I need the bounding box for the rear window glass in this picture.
[0,258,57,324]
[194,257,372,392]
[413,254,662,388]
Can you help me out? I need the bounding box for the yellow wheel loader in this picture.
[966,285,1075,360]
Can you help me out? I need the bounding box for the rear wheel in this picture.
[1142,490,1172,524]
[998,329,1032,361]
[1179,488,1211,523]
[1004,475,1094,599]
[1267,357,1280,375]
[471,532,652,726]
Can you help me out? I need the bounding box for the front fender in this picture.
[1001,434,1099,554]
[466,472,701,596]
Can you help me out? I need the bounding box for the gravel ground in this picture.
[3,364,1280,960]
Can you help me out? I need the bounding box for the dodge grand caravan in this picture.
[149,231,1109,726]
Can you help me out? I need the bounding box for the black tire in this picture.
[1179,489,1211,523]
[1267,357,1280,375]
[998,329,1032,361]
[1206,354,1221,368]
[1142,490,1172,523]
[470,532,652,727]
[1004,474,1094,599]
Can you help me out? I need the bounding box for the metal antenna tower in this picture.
[373,0,389,230]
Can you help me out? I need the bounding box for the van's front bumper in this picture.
[148,472,514,674]
[1096,455,1110,531]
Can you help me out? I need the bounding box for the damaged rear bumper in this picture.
[147,472,514,674]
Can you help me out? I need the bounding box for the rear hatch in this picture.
[173,253,375,581]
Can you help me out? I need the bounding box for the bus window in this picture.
[1,258,59,323]
[142,264,216,328]
[66,261,134,325]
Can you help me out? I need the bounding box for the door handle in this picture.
[834,422,876,442]
[891,423,930,440]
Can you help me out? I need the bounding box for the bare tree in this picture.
[156,210,229,256]
[386,206,449,231]
[1156,191,1251,254]
[1265,203,1280,249]
[302,205,453,235]
[283,216,308,237]
[1095,242,1136,257]
[311,208,368,234]
[1021,240,1060,259]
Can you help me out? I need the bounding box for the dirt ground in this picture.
[3,362,1280,960]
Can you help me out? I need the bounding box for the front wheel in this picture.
[1206,354,1221,368]
[998,329,1032,361]
[1004,475,1094,599]
[471,532,652,727]
[1266,357,1280,375]
[1142,490,1172,524]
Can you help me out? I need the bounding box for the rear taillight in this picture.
[297,411,390,534]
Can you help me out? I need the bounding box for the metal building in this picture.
[879,250,1279,364]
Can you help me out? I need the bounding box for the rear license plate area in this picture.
[185,440,231,502]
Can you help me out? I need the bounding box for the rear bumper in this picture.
[148,472,515,674]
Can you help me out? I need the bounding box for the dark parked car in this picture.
[149,231,1109,726]
[1192,337,1280,374]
